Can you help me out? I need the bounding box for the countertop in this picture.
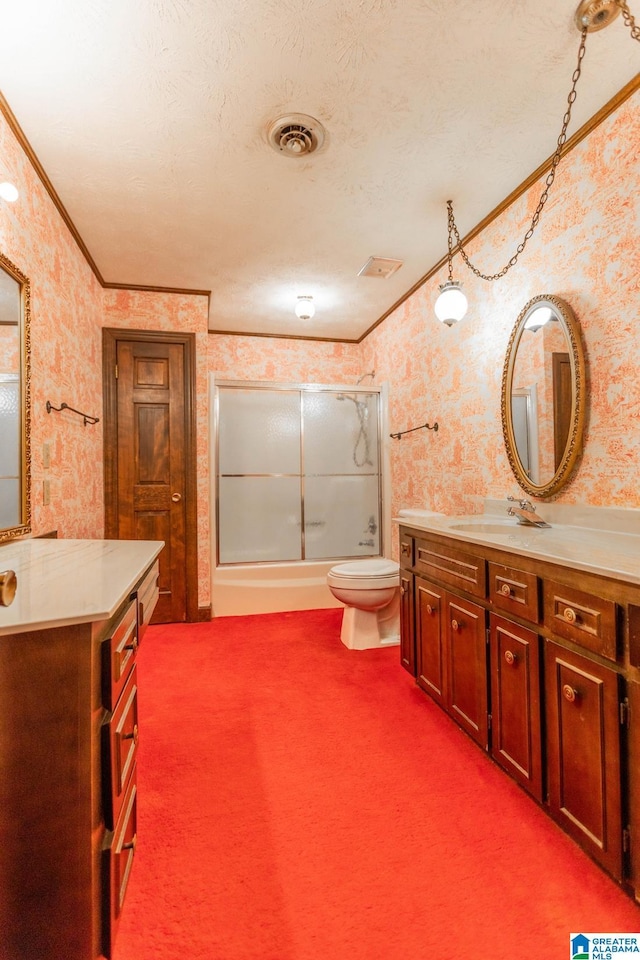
[394,510,640,586]
[0,538,164,636]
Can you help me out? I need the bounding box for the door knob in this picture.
[171,492,182,502]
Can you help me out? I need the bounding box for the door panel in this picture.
[104,330,197,624]
[416,578,445,705]
[446,595,488,748]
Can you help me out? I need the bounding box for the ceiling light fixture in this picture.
[437,0,639,324]
[434,201,468,327]
[295,295,315,320]
[0,182,19,203]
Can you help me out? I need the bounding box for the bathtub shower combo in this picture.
[211,378,400,646]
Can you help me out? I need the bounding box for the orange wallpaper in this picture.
[0,88,637,609]
[362,91,640,522]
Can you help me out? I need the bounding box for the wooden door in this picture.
[103,330,198,623]
[545,639,623,879]
[445,593,489,748]
[490,614,542,801]
[416,577,446,706]
[399,572,415,675]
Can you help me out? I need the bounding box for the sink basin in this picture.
[448,521,541,534]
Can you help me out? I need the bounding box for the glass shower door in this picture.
[302,390,380,559]
[217,388,302,563]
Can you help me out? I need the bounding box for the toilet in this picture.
[327,558,400,650]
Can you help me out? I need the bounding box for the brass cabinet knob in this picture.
[401,543,410,556]
[451,618,461,632]
[426,603,434,616]
[504,650,516,666]
[123,724,139,745]
[500,583,512,597]
[0,570,17,607]
[563,606,577,624]
[562,684,578,703]
[122,834,137,853]
[400,585,406,596]
[171,492,182,503]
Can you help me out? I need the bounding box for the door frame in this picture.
[102,328,200,622]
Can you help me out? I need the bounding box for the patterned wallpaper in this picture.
[0,89,637,607]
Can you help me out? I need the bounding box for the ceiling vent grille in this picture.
[267,114,325,158]
[357,256,404,279]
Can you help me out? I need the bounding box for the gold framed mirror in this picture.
[0,251,31,542]
[501,294,585,499]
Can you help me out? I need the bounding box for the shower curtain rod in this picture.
[390,421,438,440]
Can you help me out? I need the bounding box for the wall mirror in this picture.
[0,251,31,542]
[501,294,585,499]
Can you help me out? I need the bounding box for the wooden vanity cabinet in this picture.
[0,557,159,960]
[399,569,415,675]
[399,523,636,895]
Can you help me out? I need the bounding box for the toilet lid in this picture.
[330,558,399,579]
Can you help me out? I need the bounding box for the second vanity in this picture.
[0,538,163,960]
[397,504,640,903]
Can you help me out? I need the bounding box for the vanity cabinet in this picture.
[0,543,160,960]
[399,523,636,894]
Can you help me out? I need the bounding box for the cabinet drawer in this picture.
[543,580,617,661]
[489,562,539,623]
[136,560,159,642]
[415,538,486,598]
[102,768,138,959]
[103,664,139,829]
[102,598,138,710]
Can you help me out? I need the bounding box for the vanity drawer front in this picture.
[489,562,539,623]
[543,581,617,661]
[399,535,413,567]
[135,559,159,642]
[102,767,138,959]
[102,598,138,710]
[103,663,139,829]
[414,538,486,598]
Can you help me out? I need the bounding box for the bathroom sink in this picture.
[448,521,542,534]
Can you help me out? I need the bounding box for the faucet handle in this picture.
[507,495,536,512]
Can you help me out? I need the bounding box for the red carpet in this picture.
[113,609,639,960]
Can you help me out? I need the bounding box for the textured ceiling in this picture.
[0,0,638,340]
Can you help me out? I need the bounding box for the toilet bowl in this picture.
[327,558,400,650]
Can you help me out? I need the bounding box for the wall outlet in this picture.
[43,479,50,506]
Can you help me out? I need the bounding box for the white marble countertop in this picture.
[394,504,640,586]
[0,538,164,636]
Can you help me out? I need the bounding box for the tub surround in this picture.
[0,538,164,635]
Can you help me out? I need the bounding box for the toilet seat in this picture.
[327,558,399,591]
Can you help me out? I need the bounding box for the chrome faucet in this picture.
[507,496,551,528]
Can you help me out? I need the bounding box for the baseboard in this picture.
[196,605,212,622]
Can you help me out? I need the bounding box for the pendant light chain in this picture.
[448,27,589,283]
[616,0,640,40]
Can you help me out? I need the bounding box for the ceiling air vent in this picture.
[357,256,403,279]
[267,114,325,158]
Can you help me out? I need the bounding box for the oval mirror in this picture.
[0,251,31,542]
[501,294,585,499]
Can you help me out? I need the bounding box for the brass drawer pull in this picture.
[504,650,517,666]
[500,583,512,597]
[563,684,578,703]
[122,834,137,853]
[563,606,578,624]
[125,637,139,653]
[401,543,411,556]
[123,724,139,745]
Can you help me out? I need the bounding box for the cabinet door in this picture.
[490,615,542,801]
[545,640,623,879]
[446,594,488,748]
[416,578,445,707]
[399,572,415,675]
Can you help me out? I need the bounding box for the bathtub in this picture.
[211,560,343,617]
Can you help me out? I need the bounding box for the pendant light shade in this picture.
[295,296,315,320]
[434,280,468,327]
